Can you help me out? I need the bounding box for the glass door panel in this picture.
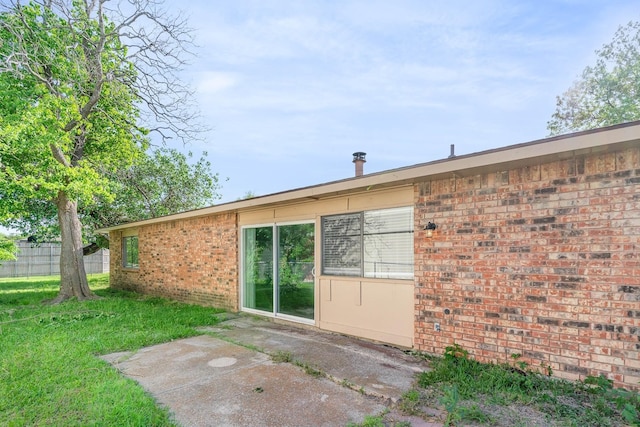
[277,223,315,319]
[243,227,273,312]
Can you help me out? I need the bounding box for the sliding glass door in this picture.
[242,222,315,321]
[277,223,314,319]
[242,227,274,312]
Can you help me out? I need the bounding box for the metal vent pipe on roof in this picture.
[353,152,366,177]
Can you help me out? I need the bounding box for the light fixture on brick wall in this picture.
[424,221,437,238]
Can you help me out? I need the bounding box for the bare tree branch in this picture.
[1,0,204,144]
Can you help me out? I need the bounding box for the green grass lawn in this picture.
[5,275,640,427]
[0,274,224,426]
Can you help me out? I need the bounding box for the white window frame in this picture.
[321,206,414,280]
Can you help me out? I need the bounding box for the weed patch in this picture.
[397,389,422,415]
[412,343,640,426]
[293,359,325,378]
[346,414,385,427]
[271,350,293,363]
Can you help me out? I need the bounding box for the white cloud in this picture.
[171,0,640,202]
[197,71,238,94]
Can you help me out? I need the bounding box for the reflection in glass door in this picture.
[242,223,314,321]
[242,227,273,312]
[277,223,314,319]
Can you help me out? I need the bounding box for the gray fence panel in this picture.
[0,241,110,278]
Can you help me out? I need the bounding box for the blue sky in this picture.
[178,0,639,203]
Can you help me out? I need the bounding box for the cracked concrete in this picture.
[101,315,442,427]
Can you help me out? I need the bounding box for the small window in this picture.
[123,236,139,269]
[321,206,413,280]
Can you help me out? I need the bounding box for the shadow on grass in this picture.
[0,274,110,306]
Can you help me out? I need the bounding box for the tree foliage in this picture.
[4,147,222,252]
[0,236,17,262]
[0,1,144,232]
[548,21,640,135]
[0,0,205,301]
[107,148,220,222]
[82,148,221,248]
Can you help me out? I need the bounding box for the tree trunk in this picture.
[50,191,96,303]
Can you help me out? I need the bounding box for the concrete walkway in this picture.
[101,315,442,427]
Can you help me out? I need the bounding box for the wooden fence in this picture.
[0,241,109,278]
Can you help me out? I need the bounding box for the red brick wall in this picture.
[414,146,640,389]
[110,213,239,311]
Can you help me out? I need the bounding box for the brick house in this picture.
[103,122,640,389]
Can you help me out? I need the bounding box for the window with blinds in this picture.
[321,212,362,276]
[321,206,413,280]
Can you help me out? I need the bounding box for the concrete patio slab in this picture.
[202,315,430,402]
[101,315,440,427]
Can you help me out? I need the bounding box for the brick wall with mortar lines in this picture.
[110,212,239,311]
[414,146,640,389]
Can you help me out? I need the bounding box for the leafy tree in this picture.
[4,147,222,255]
[107,148,220,222]
[81,148,221,253]
[548,21,640,135]
[0,1,202,302]
[0,236,17,263]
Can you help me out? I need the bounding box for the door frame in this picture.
[239,220,316,325]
